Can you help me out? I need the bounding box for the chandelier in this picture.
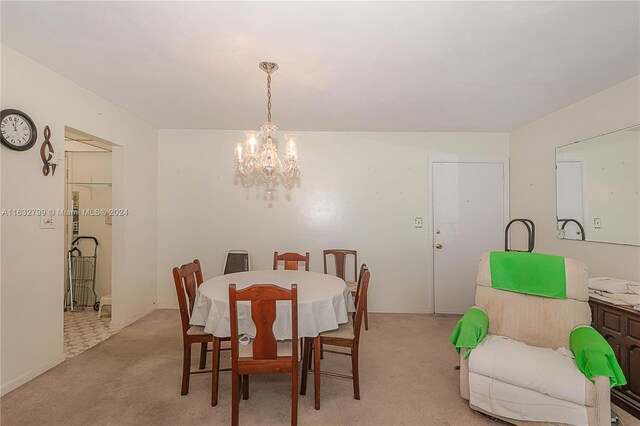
[233,62,300,191]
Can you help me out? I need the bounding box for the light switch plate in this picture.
[414,217,423,228]
[40,212,56,229]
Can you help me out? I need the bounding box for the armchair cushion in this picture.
[469,373,590,425]
[475,285,591,350]
[570,326,627,388]
[469,334,592,406]
[449,307,488,359]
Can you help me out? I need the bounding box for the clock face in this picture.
[1,109,37,151]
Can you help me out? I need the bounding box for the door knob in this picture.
[435,243,443,249]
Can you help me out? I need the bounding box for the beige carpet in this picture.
[0,310,600,425]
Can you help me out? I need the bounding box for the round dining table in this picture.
[190,270,355,339]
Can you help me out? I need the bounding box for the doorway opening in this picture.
[63,127,118,358]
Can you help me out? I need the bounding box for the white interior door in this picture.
[556,161,584,240]
[433,161,506,314]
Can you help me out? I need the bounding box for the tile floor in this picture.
[63,308,119,359]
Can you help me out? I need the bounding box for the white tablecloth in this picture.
[190,270,355,339]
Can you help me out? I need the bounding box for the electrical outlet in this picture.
[594,218,601,229]
[40,212,56,229]
[414,217,423,228]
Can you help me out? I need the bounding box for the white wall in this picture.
[157,130,509,313]
[0,45,158,395]
[510,75,640,280]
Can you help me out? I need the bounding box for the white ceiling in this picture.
[1,1,639,132]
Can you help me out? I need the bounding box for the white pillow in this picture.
[588,277,636,294]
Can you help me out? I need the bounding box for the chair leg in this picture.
[231,373,240,426]
[211,337,220,407]
[242,375,249,400]
[199,342,208,369]
[300,338,310,395]
[314,336,321,410]
[352,346,360,400]
[291,359,298,426]
[181,341,191,395]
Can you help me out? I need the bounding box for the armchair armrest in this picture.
[570,326,626,388]
[449,307,488,359]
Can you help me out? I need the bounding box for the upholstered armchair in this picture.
[455,253,624,426]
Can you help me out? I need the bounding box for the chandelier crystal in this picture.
[233,62,300,191]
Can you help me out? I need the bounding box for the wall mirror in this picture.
[556,124,640,246]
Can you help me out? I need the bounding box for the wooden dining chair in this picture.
[229,284,299,426]
[172,259,230,406]
[300,267,370,410]
[324,250,369,330]
[273,251,310,271]
[318,263,368,361]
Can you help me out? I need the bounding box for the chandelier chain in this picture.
[266,72,272,123]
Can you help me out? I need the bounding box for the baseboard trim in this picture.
[1,353,66,397]
[155,302,178,310]
[110,304,157,330]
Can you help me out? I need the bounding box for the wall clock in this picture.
[1,109,38,151]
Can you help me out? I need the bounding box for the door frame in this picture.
[64,126,122,328]
[427,157,510,313]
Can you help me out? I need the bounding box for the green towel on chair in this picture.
[490,251,567,299]
[449,307,488,359]
[571,326,626,388]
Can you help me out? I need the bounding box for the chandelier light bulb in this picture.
[245,131,259,154]
[285,134,298,157]
[235,141,243,161]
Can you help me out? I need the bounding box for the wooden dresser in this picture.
[589,297,640,418]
